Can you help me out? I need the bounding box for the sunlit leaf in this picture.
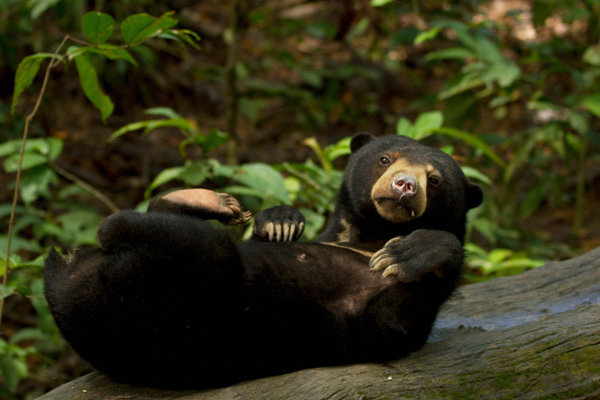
[81,12,115,44]
[74,53,114,122]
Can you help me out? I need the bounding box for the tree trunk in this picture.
[39,247,600,400]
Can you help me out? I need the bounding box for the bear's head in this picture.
[337,132,483,243]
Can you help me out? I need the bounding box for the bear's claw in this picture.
[253,205,305,242]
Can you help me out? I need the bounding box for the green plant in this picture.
[1,10,200,395]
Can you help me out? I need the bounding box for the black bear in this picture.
[44,133,483,389]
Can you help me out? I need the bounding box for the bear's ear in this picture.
[350,132,374,153]
[465,181,483,210]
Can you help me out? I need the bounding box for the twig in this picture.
[0,35,70,333]
[50,162,120,214]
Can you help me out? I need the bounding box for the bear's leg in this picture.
[46,207,247,387]
[147,189,251,225]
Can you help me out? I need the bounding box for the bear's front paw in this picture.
[369,230,463,282]
[253,205,305,242]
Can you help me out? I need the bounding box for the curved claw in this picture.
[275,224,282,242]
[265,222,275,241]
[382,264,402,278]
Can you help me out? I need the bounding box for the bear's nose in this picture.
[392,175,418,197]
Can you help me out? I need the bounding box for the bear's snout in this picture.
[392,175,418,198]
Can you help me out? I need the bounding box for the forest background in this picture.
[1,0,600,398]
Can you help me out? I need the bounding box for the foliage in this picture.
[1,9,200,396]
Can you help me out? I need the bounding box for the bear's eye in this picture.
[428,176,440,186]
[380,156,391,166]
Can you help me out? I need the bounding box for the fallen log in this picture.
[39,246,600,400]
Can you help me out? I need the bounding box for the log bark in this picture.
[39,247,600,400]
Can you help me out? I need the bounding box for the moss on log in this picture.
[39,247,600,400]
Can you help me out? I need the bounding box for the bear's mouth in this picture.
[373,197,420,221]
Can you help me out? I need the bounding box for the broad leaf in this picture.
[3,153,48,172]
[396,117,413,137]
[412,111,444,140]
[121,12,178,44]
[12,53,56,114]
[81,12,115,44]
[75,53,114,122]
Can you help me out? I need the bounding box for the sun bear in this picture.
[44,132,483,389]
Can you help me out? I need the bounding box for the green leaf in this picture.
[159,29,201,51]
[414,27,441,45]
[12,53,56,114]
[204,129,229,152]
[583,45,600,66]
[28,0,60,19]
[68,45,137,66]
[214,163,290,204]
[121,12,178,45]
[145,107,182,119]
[433,127,506,168]
[396,117,413,137]
[568,111,589,135]
[74,53,114,122]
[145,166,186,198]
[371,0,394,6]
[81,12,115,44]
[20,166,59,204]
[425,47,475,62]
[520,177,549,218]
[0,283,14,299]
[582,94,600,117]
[412,111,444,140]
[323,137,351,162]
[3,153,48,172]
[109,118,193,141]
[461,166,492,185]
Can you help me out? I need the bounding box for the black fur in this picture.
[44,133,483,389]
